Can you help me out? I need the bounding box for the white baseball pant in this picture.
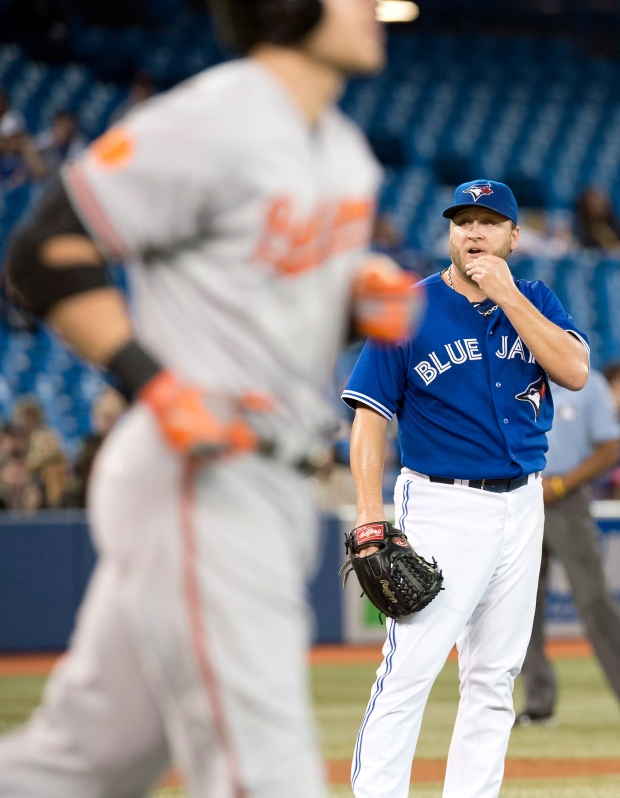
[0,406,328,798]
[352,469,544,798]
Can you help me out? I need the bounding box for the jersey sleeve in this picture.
[62,100,219,259]
[536,282,590,356]
[342,339,408,421]
[587,371,620,444]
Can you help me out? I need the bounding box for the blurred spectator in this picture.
[21,479,44,513]
[13,395,47,438]
[575,187,620,250]
[0,111,48,186]
[110,70,155,124]
[0,455,32,511]
[13,396,56,475]
[0,423,29,462]
[0,389,126,512]
[25,428,63,471]
[35,110,87,178]
[26,429,75,509]
[92,386,126,436]
[38,450,74,509]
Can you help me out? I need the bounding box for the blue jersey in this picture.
[342,272,589,480]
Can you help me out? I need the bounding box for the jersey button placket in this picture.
[487,325,510,438]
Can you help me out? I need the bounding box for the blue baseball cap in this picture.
[443,179,518,225]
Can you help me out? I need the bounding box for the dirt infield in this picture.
[0,653,62,676]
[335,759,620,783]
[309,638,593,666]
[157,758,620,788]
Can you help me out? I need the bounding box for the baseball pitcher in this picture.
[342,181,590,798]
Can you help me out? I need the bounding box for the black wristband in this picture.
[107,340,163,401]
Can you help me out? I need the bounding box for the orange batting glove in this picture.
[352,256,424,343]
[139,370,259,456]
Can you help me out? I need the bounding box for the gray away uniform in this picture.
[0,59,380,798]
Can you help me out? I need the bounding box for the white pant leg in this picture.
[0,405,327,798]
[0,559,170,798]
[89,407,328,798]
[351,474,530,798]
[444,478,544,798]
[184,456,328,798]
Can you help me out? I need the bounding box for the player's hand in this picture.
[464,254,519,306]
[542,478,558,505]
[542,476,569,506]
[352,255,423,343]
[357,545,380,558]
[139,370,259,457]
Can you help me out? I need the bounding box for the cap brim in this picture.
[443,202,514,223]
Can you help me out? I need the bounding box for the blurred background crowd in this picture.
[0,388,125,511]
[3,0,620,511]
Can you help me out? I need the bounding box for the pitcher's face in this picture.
[449,207,519,276]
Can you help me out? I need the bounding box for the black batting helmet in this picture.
[209,0,324,54]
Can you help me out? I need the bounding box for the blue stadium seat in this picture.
[2,184,38,232]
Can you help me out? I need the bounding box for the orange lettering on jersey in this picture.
[89,127,135,170]
[265,197,293,235]
[254,197,373,276]
[326,199,374,259]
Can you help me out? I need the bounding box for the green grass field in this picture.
[148,779,620,798]
[1,654,619,796]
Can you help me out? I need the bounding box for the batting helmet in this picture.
[209,0,324,54]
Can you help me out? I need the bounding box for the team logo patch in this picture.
[356,524,385,544]
[463,183,494,202]
[393,537,408,548]
[90,127,135,170]
[516,375,547,421]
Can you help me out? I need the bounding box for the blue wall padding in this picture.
[308,514,344,644]
[0,513,96,651]
[0,511,341,651]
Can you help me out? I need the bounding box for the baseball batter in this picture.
[342,180,590,798]
[0,1,418,796]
